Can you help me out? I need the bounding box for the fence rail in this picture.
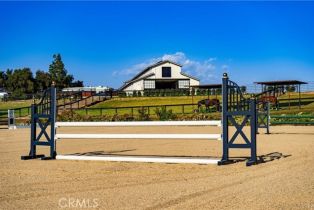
[1,94,314,119]
[72,103,211,116]
[271,115,314,125]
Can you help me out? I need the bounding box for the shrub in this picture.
[184,89,190,96]
[160,90,165,97]
[137,91,142,97]
[118,91,127,98]
[132,90,137,97]
[138,108,150,121]
[57,110,83,121]
[143,90,149,97]
[155,107,176,121]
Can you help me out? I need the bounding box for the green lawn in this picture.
[277,92,314,99]
[0,100,33,110]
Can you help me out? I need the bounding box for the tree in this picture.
[266,86,274,91]
[0,71,7,88]
[5,68,35,97]
[240,86,247,93]
[286,85,296,92]
[48,54,73,88]
[70,80,84,87]
[35,70,51,91]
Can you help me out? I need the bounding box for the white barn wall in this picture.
[190,78,199,86]
[121,61,200,94]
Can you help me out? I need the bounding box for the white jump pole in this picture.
[56,155,220,165]
[56,133,222,140]
[56,120,221,127]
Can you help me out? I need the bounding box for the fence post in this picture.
[220,73,229,163]
[50,86,56,158]
[30,105,36,156]
[8,109,15,129]
[247,99,257,166]
[266,102,270,134]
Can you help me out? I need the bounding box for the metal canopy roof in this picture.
[254,80,307,86]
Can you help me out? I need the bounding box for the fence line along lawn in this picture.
[75,104,201,116]
[92,96,221,108]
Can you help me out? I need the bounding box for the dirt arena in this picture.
[0,125,313,210]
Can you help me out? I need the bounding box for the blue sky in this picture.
[0,1,313,88]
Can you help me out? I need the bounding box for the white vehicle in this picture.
[0,91,8,98]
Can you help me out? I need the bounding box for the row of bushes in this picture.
[117,89,222,97]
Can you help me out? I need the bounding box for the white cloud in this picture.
[112,52,219,83]
[222,64,229,71]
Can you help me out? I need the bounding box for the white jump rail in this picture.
[56,155,220,165]
[56,120,221,127]
[54,120,222,164]
[56,133,221,140]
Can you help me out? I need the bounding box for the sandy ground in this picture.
[0,125,314,210]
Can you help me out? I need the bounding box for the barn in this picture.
[119,60,200,95]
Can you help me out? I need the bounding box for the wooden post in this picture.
[288,91,290,110]
[298,84,301,109]
[207,88,209,100]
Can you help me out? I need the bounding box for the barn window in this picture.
[162,67,171,77]
[178,80,190,89]
[144,80,155,89]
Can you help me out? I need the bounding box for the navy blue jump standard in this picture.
[21,73,258,166]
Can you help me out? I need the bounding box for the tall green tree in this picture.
[70,80,84,87]
[5,68,35,97]
[35,70,51,91]
[48,54,73,88]
[240,86,247,93]
[286,85,296,92]
[0,71,7,88]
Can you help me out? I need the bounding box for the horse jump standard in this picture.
[21,73,258,166]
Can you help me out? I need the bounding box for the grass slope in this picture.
[0,100,33,110]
